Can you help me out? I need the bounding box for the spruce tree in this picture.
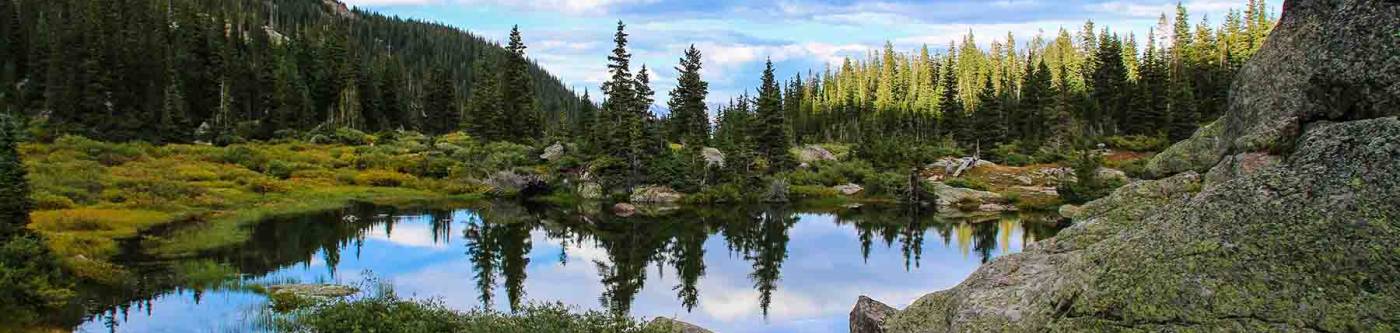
[0,112,29,236]
[665,45,709,147]
[939,53,967,145]
[424,66,458,135]
[753,59,793,171]
[502,26,539,142]
[597,21,642,190]
[972,79,1007,147]
[466,58,504,141]
[1091,32,1128,135]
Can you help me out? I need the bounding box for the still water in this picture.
[74,203,1063,333]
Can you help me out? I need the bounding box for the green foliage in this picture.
[272,283,669,333]
[0,235,75,325]
[1104,135,1170,152]
[1057,150,1125,204]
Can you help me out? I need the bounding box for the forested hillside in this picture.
[716,1,1277,164]
[0,0,581,143]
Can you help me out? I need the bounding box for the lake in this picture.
[72,202,1065,333]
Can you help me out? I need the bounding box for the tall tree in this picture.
[465,58,504,141]
[666,45,710,147]
[752,59,793,171]
[501,26,539,142]
[423,66,458,135]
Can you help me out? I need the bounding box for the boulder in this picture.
[834,183,864,195]
[850,296,897,333]
[701,147,725,168]
[630,186,683,203]
[611,203,636,217]
[484,170,548,196]
[1094,167,1128,183]
[1056,204,1082,220]
[646,317,712,333]
[540,142,565,161]
[795,144,837,163]
[931,182,1005,210]
[266,284,358,298]
[1013,175,1033,186]
[874,2,1400,331]
[577,182,602,200]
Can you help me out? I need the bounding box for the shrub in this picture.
[0,235,74,325]
[33,192,76,210]
[789,185,839,199]
[333,128,374,146]
[1057,150,1125,204]
[1104,135,1169,152]
[685,183,746,203]
[353,170,415,187]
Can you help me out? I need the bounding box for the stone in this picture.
[1057,204,1082,220]
[834,183,864,195]
[701,147,725,168]
[976,203,1015,212]
[266,284,358,298]
[646,317,712,333]
[873,2,1400,330]
[484,170,548,196]
[611,203,636,217]
[795,144,837,163]
[1014,175,1033,186]
[540,142,565,161]
[1094,167,1128,183]
[930,182,1005,210]
[850,295,897,333]
[577,182,602,200]
[630,185,684,203]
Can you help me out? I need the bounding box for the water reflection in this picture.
[74,202,1064,333]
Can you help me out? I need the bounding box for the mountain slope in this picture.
[0,0,580,142]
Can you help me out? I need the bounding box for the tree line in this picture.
[770,1,1277,155]
[0,0,580,144]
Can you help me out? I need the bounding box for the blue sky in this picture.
[341,0,1281,111]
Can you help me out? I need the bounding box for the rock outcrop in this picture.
[540,142,565,161]
[795,144,837,163]
[834,183,864,195]
[646,317,712,333]
[701,147,725,168]
[865,1,1400,331]
[630,185,684,203]
[930,182,1006,211]
[851,296,897,333]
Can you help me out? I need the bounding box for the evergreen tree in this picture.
[753,59,793,171]
[597,21,643,190]
[0,112,29,236]
[1091,32,1129,135]
[665,45,710,147]
[502,26,539,142]
[423,67,458,135]
[939,53,968,145]
[466,58,504,141]
[972,79,1007,147]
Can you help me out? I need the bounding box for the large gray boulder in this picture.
[930,182,1005,211]
[868,1,1400,331]
[850,296,897,333]
[630,185,683,203]
[540,142,565,161]
[795,144,837,163]
[701,147,725,168]
[646,317,712,333]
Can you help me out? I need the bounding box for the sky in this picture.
[339,0,1282,112]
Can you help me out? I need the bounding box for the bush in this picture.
[333,128,374,146]
[353,170,415,187]
[33,192,76,210]
[789,185,839,199]
[1057,150,1125,204]
[685,183,746,203]
[0,235,74,325]
[1104,135,1169,152]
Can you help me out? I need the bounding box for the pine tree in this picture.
[1020,57,1054,145]
[423,66,458,135]
[753,59,793,171]
[1091,32,1128,135]
[466,58,503,141]
[973,79,1007,147]
[597,21,642,190]
[939,51,968,145]
[0,111,29,236]
[502,26,538,142]
[666,45,709,147]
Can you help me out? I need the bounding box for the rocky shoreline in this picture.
[847,0,1400,331]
